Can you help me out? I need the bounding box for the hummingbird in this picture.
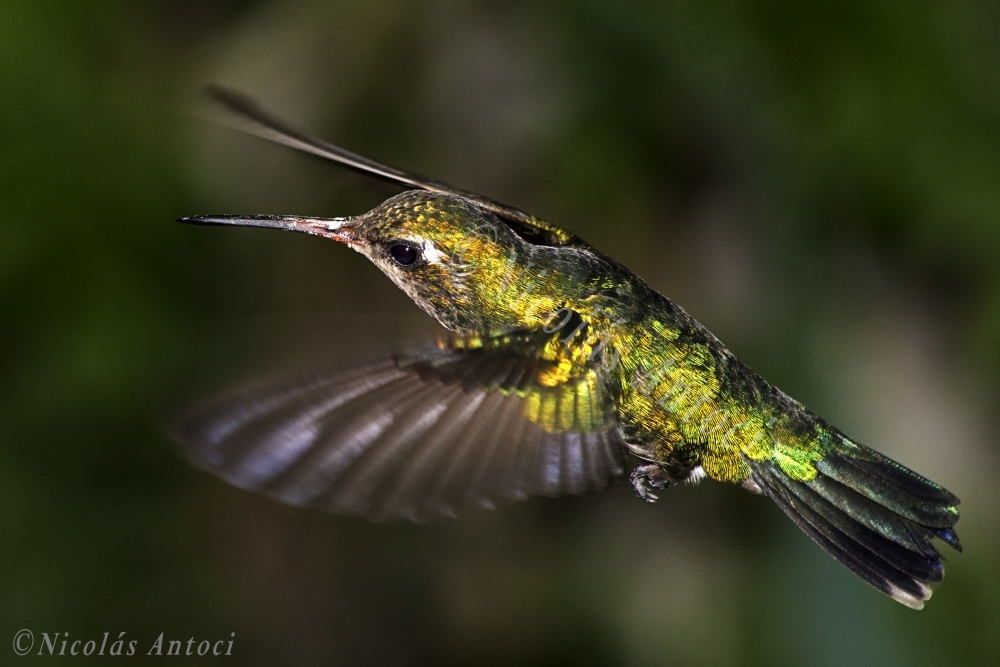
[177,87,961,609]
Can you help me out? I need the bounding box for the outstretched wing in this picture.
[203,86,587,249]
[173,329,624,521]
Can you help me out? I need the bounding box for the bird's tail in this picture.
[749,434,960,609]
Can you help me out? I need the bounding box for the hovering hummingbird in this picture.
[177,87,960,609]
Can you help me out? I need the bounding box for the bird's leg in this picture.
[629,464,673,502]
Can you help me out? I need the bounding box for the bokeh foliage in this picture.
[2,1,999,664]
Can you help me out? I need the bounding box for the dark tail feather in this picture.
[751,443,960,609]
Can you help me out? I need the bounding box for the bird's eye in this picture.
[389,243,420,266]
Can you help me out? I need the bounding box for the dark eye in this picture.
[389,243,419,266]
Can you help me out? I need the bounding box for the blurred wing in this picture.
[173,332,624,520]
[204,86,586,248]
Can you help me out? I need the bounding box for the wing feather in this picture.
[174,334,624,520]
[204,86,586,249]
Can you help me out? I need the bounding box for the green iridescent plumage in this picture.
[176,89,960,610]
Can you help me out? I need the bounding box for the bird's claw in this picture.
[630,464,671,503]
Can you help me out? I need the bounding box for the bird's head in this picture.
[183,191,560,333]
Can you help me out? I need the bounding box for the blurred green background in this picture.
[2,1,999,664]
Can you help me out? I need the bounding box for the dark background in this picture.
[3,1,998,664]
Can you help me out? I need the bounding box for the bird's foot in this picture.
[630,464,672,503]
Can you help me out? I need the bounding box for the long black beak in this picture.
[178,214,360,244]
